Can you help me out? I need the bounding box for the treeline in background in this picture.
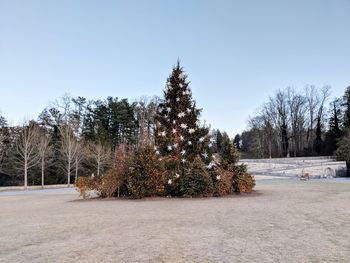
[0,95,162,186]
[1,85,349,187]
[0,95,236,187]
[238,85,350,175]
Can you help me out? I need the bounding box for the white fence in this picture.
[239,156,347,178]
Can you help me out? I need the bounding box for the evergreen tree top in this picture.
[155,62,215,170]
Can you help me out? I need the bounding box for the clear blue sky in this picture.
[0,0,349,136]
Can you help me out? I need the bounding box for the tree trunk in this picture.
[24,161,28,190]
[281,124,289,157]
[97,160,100,177]
[41,157,45,189]
[75,159,78,185]
[68,161,71,187]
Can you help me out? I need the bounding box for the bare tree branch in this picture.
[15,122,40,189]
[88,141,111,177]
[59,124,78,187]
[38,131,51,188]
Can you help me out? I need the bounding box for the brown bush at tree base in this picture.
[232,165,255,193]
[212,168,233,197]
[100,169,123,198]
[76,144,256,199]
[76,177,92,199]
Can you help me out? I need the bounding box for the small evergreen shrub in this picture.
[220,143,240,171]
[234,173,255,193]
[179,156,213,197]
[126,145,166,199]
[218,140,255,194]
[232,164,255,193]
[212,168,233,197]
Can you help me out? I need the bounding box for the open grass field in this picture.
[0,179,349,262]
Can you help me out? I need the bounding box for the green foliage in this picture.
[1,63,259,195]
[126,145,166,198]
[216,131,231,155]
[83,97,137,149]
[324,98,344,155]
[335,130,350,176]
[220,141,240,171]
[216,130,223,153]
[154,62,213,171]
[233,134,241,151]
[179,156,213,197]
[343,86,350,129]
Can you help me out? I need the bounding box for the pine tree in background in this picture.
[216,130,223,153]
[325,98,343,155]
[233,134,241,151]
[343,86,350,129]
[154,62,215,177]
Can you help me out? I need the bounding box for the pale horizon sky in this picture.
[0,0,349,136]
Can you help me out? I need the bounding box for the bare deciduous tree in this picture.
[74,141,87,184]
[271,90,290,157]
[287,87,306,157]
[59,124,78,187]
[15,123,40,189]
[38,132,51,188]
[113,143,129,197]
[304,85,320,152]
[133,96,160,146]
[261,103,276,158]
[314,86,331,154]
[53,93,73,124]
[89,141,111,177]
[243,85,333,158]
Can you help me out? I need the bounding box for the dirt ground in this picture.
[0,180,349,263]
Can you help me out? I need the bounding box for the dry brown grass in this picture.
[0,180,349,262]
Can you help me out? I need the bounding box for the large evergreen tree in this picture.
[343,86,350,129]
[0,114,8,175]
[155,62,214,176]
[335,131,350,177]
[325,98,343,155]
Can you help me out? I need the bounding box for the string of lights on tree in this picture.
[154,62,216,182]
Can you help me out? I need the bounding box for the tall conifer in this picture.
[154,62,215,176]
